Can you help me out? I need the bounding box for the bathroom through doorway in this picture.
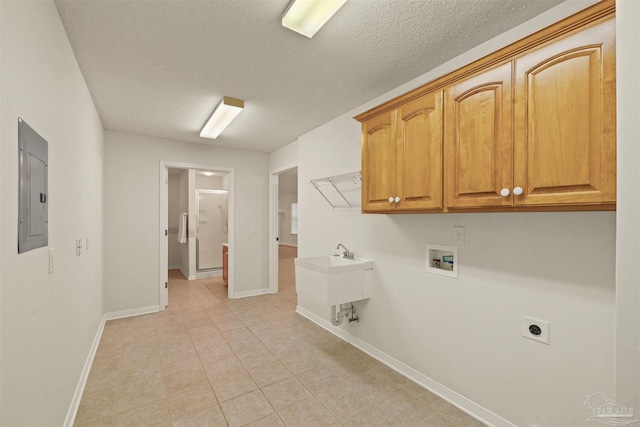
[160,162,235,309]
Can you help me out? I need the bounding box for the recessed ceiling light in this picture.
[200,96,244,139]
[282,0,347,38]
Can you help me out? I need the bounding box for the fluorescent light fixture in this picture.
[282,0,347,38]
[200,96,244,139]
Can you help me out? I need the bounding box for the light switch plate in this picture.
[48,248,54,274]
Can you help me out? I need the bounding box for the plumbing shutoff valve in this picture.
[331,303,359,326]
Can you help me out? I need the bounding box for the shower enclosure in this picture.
[196,189,228,271]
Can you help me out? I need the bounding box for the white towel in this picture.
[178,213,188,244]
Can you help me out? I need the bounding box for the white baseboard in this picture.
[168,266,187,279]
[176,265,189,280]
[233,287,270,299]
[196,269,222,279]
[63,314,106,427]
[295,305,516,427]
[104,305,160,321]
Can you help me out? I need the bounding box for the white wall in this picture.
[103,131,269,312]
[615,0,640,415]
[195,174,225,190]
[0,1,104,425]
[269,140,298,172]
[1,2,4,414]
[285,1,621,426]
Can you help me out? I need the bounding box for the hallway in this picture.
[74,248,482,426]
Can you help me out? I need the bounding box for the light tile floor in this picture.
[75,246,484,426]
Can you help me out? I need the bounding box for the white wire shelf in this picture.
[310,171,361,209]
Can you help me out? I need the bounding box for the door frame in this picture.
[268,164,298,294]
[160,161,235,309]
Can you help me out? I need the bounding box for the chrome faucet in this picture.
[336,243,354,259]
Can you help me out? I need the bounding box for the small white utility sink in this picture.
[295,256,373,306]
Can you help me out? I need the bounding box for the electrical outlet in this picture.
[522,316,550,344]
[453,226,465,244]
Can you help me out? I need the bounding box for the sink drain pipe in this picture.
[330,303,359,326]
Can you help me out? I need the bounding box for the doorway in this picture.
[196,189,229,272]
[159,161,235,309]
[269,166,298,294]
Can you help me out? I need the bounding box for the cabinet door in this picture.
[445,63,513,208]
[222,245,228,284]
[362,110,397,212]
[396,91,443,211]
[514,18,616,206]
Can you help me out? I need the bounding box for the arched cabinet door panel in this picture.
[357,3,615,214]
[361,110,397,212]
[397,91,443,211]
[445,62,513,209]
[361,90,443,213]
[513,17,616,206]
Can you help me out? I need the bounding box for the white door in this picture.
[197,190,228,270]
[161,171,169,307]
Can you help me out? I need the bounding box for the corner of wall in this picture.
[615,0,640,413]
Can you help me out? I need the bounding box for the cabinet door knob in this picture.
[500,188,510,197]
[513,187,523,196]
[394,197,400,203]
[388,197,394,203]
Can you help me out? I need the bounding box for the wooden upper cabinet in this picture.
[356,1,615,213]
[396,91,443,211]
[361,110,397,212]
[513,17,616,206]
[361,91,443,212]
[445,62,513,209]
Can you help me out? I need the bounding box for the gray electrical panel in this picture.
[18,118,48,253]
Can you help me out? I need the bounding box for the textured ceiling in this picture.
[54,0,565,153]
